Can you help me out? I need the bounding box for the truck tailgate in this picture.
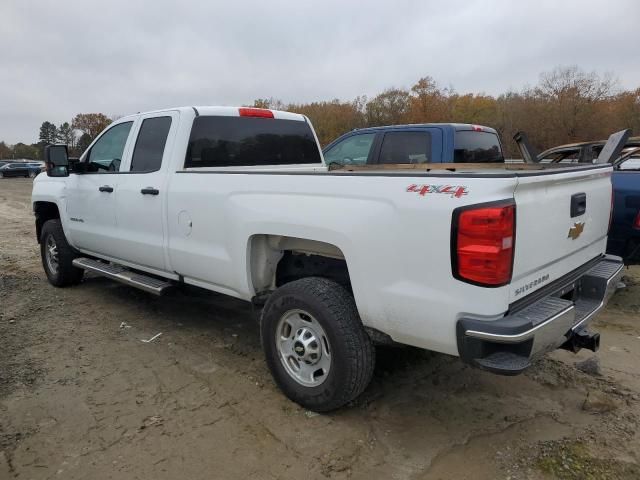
[510,165,613,303]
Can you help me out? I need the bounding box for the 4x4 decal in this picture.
[407,184,469,198]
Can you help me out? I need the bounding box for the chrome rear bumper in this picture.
[457,255,624,375]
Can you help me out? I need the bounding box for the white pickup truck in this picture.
[32,106,623,411]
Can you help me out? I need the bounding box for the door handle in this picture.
[140,187,159,195]
[99,185,114,193]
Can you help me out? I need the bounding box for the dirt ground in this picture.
[1,178,639,480]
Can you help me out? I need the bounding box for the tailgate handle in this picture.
[571,193,587,217]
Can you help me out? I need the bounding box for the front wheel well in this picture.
[34,202,60,243]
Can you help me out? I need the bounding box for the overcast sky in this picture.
[1,0,639,144]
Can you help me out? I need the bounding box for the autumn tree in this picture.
[366,88,411,126]
[252,98,287,110]
[535,65,617,143]
[288,99,366,146]
[408,76,449,123]
[72,113,111,141]
[0,141,12,160]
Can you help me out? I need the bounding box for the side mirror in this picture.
[45,144,69,177]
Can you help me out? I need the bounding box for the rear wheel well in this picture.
[249,235,351,295]
[276,252,351,289]
[34,202,60,243]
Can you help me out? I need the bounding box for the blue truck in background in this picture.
[609,153,640,263]
[322,123,504,167]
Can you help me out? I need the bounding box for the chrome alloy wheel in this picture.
[275,309,332,387]
[45,234,59,275]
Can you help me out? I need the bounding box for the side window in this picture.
[379,131,431,164]
[86,122,133,172]
[323,133,375,166]
[130,117,172,172]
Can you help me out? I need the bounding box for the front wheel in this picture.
[40,219,84,287]
[260,277,375,412]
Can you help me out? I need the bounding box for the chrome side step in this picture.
[72,257,173,296]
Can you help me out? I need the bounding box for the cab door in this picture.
[65,121,136,256]
[110,112,178,272]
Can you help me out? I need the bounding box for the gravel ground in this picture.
[1,178,639,479]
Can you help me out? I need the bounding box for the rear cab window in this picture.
[185,116,322,168]
[454,130,504,163]
[379,131,431,164]
[130,116,172,172]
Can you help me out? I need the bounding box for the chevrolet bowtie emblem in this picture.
[568,222,585,240]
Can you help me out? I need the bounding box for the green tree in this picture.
[13,143,39,159]
[77,133,92,154]
[39,121,58,145]
[58,122,75,147]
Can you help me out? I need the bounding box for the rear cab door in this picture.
[111,110,179,273]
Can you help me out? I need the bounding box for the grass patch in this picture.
[536,440,640,480]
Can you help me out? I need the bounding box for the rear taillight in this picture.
[452,201,516,287]
[633,210,640,230]
[238,107,274,118]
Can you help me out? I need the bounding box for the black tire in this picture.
[260,277,375,412]
[40,219,84,287]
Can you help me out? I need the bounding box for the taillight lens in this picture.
[238,107,274,118]
[633,210,640,230]
[453,202,515,287]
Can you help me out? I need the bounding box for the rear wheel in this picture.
[40,219,84,287]
[260,277,375,412]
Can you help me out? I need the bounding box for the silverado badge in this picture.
[567,222,585,240]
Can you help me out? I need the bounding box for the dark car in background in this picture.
[322,123,504,168]
[538,139,640,264]
[539,137,640,164]
[0,161,43,178]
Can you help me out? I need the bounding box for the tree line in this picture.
[2,65,638,161]
[260,65,639,157]
[0,113,112,160]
